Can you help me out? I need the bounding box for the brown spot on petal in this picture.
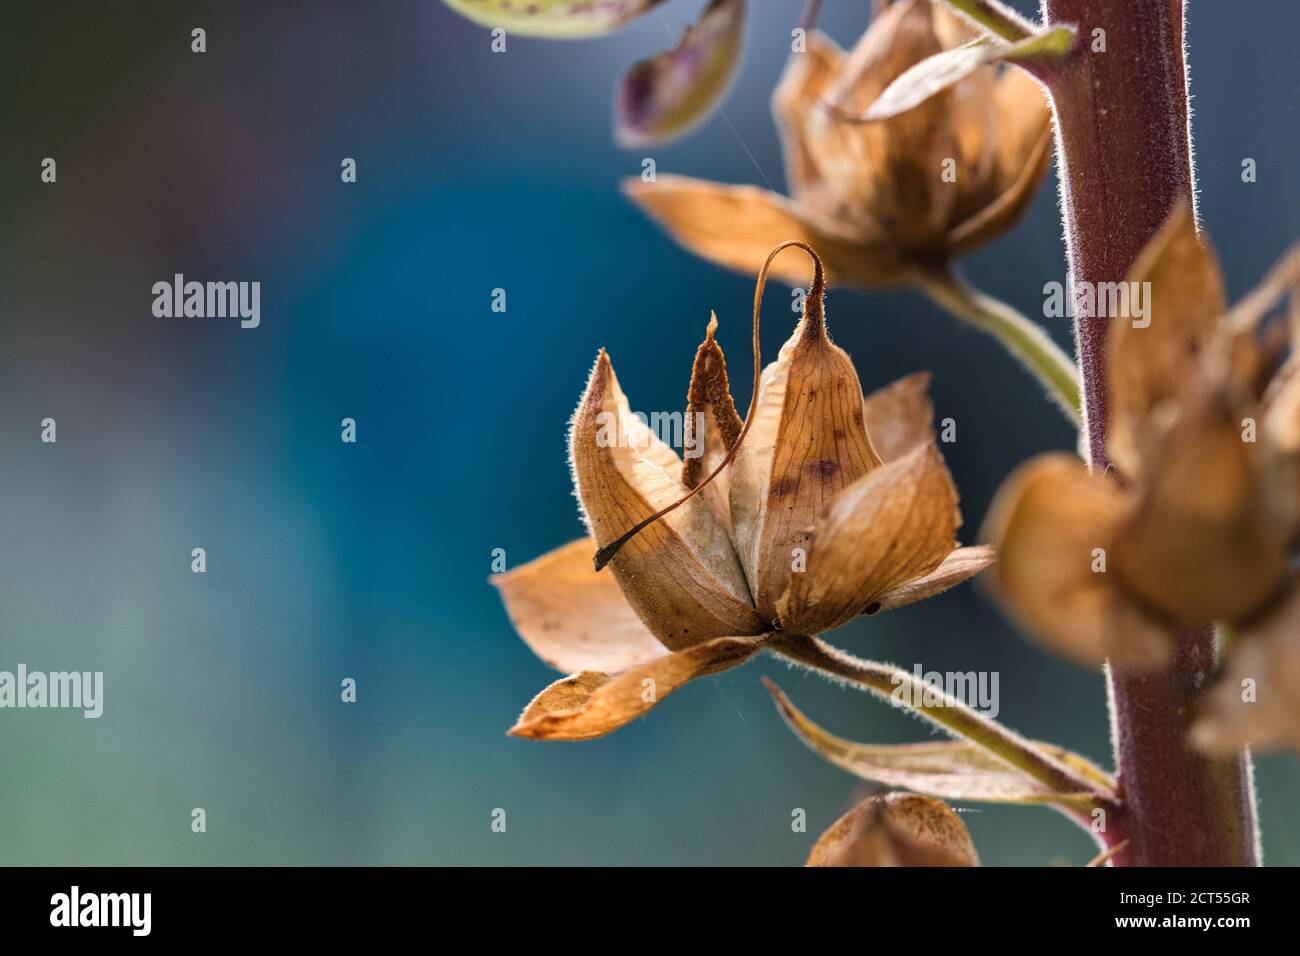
[730,279,885,618]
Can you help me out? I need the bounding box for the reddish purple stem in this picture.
[1041,0,1257,866]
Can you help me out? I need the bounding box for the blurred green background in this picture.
[0,1,1296,865]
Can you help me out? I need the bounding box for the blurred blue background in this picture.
[0,0,1296,865]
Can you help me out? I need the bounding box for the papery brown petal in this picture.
[928,1,980,50]
[614,0,745,149]
[1223,243,1300,340]
[1107,201,1227,478]
[1193,584,1300,754]
[982,454,1172,670]
[681,314,743,529]
[1263,367,1300,540]
[1245,245,1300,451]
[729,284,884,620]
[807,792,978,867]
[445,0,664,38]
[943,48,998,230]
[947,68,1052,253]
[1263,356,1300,456]
[822,0,941,130]
[869,544,995,615]
[508,635,765,740]
[1114,391,1290,625]
[989,67,1053,196]
[772,31,846,210]
[490,538,670,674]
[777,442,957,634]
[1235,247,1300,533]
[862,371,935,462]
[621,175,905,287]
[768,679,1112,809]
[569,351,763,649]
[810,0,957,251]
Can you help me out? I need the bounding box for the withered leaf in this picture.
[768,680,1109,808]
[510,635,766,740]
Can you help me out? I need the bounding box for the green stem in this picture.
[941,0,1033,42]
[915,265,1082,424]
[769,633,1116,813]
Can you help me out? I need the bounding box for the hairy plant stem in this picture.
[1041,0,1258,866]
[770,633,1117,825]
[916,265,1082,423]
